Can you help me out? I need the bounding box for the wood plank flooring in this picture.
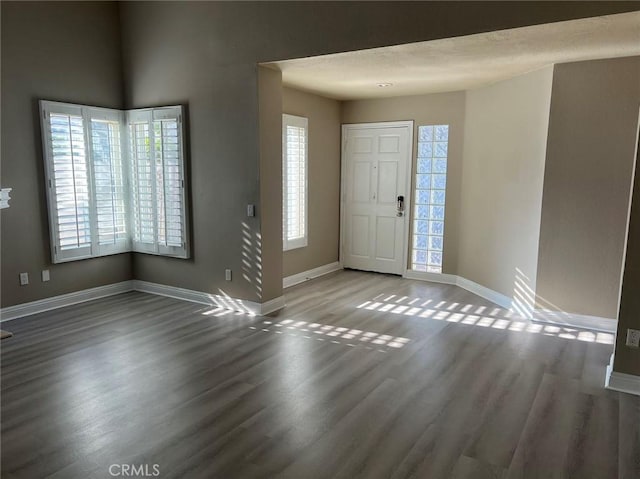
[1,270,638,479]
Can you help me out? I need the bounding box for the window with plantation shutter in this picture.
[88,110,128,254]
[40,101,189,263]
[127,107,188,257]
[128,114,155,250]
[282,114,308,251]
[43,105,92,261]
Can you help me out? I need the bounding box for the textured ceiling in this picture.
[265,12,640,100]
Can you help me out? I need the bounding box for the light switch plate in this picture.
[42,269,50,282]
[225,269,232,281]
[247,204,255,217]
[19,272,29,286]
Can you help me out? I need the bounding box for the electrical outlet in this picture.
[19,272,29,286]
[247,204,255,217]
[225,269,232,281]
[42,269,50,282]
[626,329,640,348]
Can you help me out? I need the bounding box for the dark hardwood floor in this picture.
[1,270,639,478]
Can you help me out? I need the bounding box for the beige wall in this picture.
[342,92,466,274]
[458,67,553,307]
[536,57,640,319]
[282,87,341,278]
[1,2,131,308]
[615,133,640,376]
[118,1,638,305]
[258,67,283,301]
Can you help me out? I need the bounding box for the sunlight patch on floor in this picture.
[356,297,614,344]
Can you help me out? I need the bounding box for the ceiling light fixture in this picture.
[377,82,393,87]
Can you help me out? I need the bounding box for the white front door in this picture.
[341,122,413,275]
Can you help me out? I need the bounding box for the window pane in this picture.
[417,158,432,174]
[419,126,433,142]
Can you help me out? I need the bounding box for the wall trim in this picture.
[404,270,616,332]
[259,295,287,315]
[132,280,285,316]
[1,280,286,321]
[533,309,616,333]
[0,280,134,322]
[403,270,511,309]
[1,271,615,329]
[605,354,640,396]
[283,261,343,289]
[455,276,513,310]
[403,270,457,285]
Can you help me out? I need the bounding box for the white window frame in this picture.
[282,114,309,251]
[40,100,189,263]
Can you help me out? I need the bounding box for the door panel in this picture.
[375,216,396,260]
[342,123,412,275]
[351,215,370,257]
[378,135,400,153]
[378,161,399,204]
[353,162,372,203]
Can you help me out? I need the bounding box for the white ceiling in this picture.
[265,12,640,100]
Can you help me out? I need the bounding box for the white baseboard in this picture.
[404,270,512,310]
[132,280,285,316]
[1,280,286,321]
[533,309,616,333]
[259,295,287,315]
[455,276,513,310]
[0,281,134,322]
[403,270,457,285]
[605,354,640,396]
[403,270,616,331]
[283,261,342,289]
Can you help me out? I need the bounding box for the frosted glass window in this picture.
[412,125,448,273]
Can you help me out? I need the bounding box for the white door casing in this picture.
[341,122,413,275]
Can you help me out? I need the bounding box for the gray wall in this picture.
[615,133,640,376]
[341,92,466,275]
[282,87,341,278]
[458,67,553,308]
[1,2,131,308]
[536,57,640,319]
[118,1,639,305]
